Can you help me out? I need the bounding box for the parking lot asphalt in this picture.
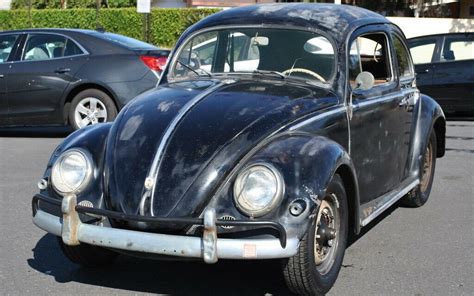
[0,121,472,296]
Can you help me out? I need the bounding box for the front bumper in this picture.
[32,194,298,263]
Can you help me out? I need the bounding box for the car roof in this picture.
[182,3,389,45]
[408,32,474,41]
[1,28,97,35]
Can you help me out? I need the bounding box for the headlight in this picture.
[51,149,93,195]
[233,163,284,217]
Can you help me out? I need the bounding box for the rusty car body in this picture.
[32,4,445,295]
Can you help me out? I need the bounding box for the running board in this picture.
[360,179,419,227]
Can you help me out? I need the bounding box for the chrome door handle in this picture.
[0,74,4,78]
[55,68,71,74]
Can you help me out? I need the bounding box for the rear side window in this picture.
[393,35,413,78]
[23,34,84,61]
[0,34,19,63]
[441,35,474,62]
[409,38,436,65]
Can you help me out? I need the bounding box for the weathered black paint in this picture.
[36,4,446,243]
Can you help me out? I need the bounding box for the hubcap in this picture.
[314,193,340,275]
[420,141,433,192]
[74,97,107,128]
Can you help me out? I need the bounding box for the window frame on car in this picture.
[348,31,395,91]
[391,33,415,82]
[166,24,338,87]
[439,34,474,63]
[0,33,21,64]
[18,32,89,63]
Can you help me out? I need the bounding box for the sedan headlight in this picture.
[51,149,93,195]
[233,163,284,217]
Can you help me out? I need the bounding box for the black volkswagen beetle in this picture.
[32,4,446,295]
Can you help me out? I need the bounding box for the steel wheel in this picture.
[314,193,340,275]
[420,141,433,193]
[74,97,108,128]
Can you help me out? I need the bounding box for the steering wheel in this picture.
[282,68,326,82]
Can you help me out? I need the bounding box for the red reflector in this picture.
[140,56,167,72]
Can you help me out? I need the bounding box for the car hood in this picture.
[104,78,337,218]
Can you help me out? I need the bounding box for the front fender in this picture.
[207,132,360,240]
[40,123,113,206]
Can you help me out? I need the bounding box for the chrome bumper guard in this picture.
[32,194,298,263]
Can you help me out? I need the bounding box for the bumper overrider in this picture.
[32,194,298,263]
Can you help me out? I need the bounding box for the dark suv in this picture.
[408,33,473,117]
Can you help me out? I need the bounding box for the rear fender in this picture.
[410,94,446,177]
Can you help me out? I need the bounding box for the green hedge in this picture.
[0,8,220,48]
[11,0,137,9]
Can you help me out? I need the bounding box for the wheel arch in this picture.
[334,163,361,235]
[433,116,446,158]
[62,83,120,125]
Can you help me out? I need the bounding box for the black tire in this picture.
[57,237,118,267]
[401,131,437,207]
[282,174,348,296]
[68,89,117,130]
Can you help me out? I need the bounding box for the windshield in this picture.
[169,28,335,84]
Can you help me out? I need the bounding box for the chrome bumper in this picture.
[33,195,298,263]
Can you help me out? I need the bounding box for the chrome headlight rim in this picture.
[51,148,93,196]
[233,162,285,218]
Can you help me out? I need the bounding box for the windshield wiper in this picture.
[177,60,212,78]
[253,70,287,79]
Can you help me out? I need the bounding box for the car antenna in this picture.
[96,26,106,33]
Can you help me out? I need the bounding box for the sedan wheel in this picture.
[74,97,108,128]
[68,89,118,130]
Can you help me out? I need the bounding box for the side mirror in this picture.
[354,71,375,91]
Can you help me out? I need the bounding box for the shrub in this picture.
[0,8,220,48]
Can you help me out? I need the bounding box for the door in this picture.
[408,36,438,90]
[348,29,411,204]
[0,33,21,125]
[391,32,418,181]
[7,33,88,125]
[429,34,474,115]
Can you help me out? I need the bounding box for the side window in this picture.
[349,33,392,88]
[409,38,436,65]
[225,32,260,72]
[23,34,83,61]
[175,31,218,76]
[0,34,19,63]
[441,36,474,62]
[393,35,413,78]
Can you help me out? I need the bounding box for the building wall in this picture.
[388,17,474,38]
[0,0,11,10]
[459,0,474,18]
[151,0,187,8]
[188,0,273,7]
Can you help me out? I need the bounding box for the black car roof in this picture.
[408,32,474,41]
[1,28,97,35]
[181,3,390,45]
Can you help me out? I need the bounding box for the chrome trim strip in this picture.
[142,81,226,216]
[33,209,299,261]
[360,179,419,227]
[288,106,346,131]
